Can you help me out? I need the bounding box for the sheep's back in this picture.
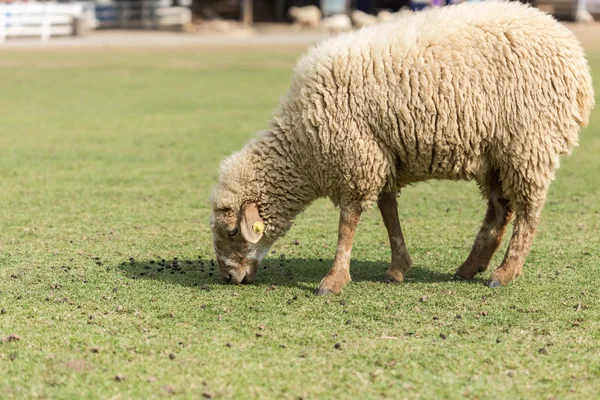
[274,1,594,185]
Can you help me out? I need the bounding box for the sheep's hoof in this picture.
[315,287,335,295]
[384,269,404,284]
[383,277,402,284]
[486,280,503,288]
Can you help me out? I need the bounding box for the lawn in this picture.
[0,44,599,399]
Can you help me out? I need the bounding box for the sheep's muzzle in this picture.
[218,258,258,284]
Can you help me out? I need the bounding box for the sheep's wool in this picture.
[213,1,594,239]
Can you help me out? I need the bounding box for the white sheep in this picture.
[377,7,412,22]
[288,5,321,30]
[351,10,379,28]
[320,14,352,34]
[210,1,594,295]
[575,9,595,24]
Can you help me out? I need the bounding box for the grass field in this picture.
[0,44,599,399]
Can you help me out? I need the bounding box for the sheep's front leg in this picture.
[316,206,362,295]
[378,191,412,282]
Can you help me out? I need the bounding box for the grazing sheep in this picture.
[320,14,352,34]
[210,1,594,295]
[351,9,379,28]
[288,5,321,29]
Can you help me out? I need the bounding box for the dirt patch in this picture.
[163,385,180,394]
[0,22,598,52]
[0,30,324,51]
[64,359,91,372]
[2,334,21,343]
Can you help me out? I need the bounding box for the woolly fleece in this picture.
[212,1,594,243]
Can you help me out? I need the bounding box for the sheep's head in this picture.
[210,139,295,284]
[210,203,274,284]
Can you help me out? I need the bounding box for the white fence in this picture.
[94,0,191,30]
[0,2,93,42]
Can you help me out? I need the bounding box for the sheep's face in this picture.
[210,203,274,284]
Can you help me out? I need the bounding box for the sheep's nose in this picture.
[224,274,232,283]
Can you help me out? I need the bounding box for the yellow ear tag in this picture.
[252,222,265,235]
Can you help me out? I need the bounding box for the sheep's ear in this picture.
[240,203,264,244]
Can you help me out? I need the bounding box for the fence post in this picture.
[41,3,51,41]
[241,0,253,26]
[0,6,6,43]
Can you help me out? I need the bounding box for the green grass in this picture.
[0,46,599,399]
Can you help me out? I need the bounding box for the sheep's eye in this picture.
[227,228,239,238]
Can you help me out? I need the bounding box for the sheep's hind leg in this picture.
[454,180,513,280]
[378,191,412,283]
[316,205,362,295]
[487,200,543,287]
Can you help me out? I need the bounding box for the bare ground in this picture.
[0,22,598,51]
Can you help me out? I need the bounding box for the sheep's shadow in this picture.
[117,255,486,293]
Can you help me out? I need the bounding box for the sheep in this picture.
[288,5,321,30]
[376,10,397,23]
[210,1,594,295]
[351,9,379,28]
[575,9,595,24]
[320,14,352,34]
[377,7,412,22]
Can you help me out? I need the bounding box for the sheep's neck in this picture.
[252,134,318,238]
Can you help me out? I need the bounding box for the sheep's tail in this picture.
[554,44,594,155]
[575,50,595,128]
[576,74,595,128]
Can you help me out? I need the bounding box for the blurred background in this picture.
[0,0,598,45]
